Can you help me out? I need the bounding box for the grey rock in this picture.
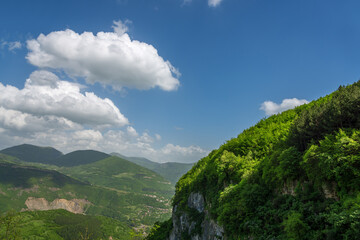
[169,192,225,240]
[188,192,205,212]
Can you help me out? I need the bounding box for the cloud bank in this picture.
[0,70,128,127]
[260,98,309,116]
[0,72,206,163]
[26,22,180,91]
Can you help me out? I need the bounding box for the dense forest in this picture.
[147,80,360,239]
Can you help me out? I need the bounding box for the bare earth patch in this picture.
[25,197,92,214]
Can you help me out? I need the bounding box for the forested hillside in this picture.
[111,153,194,185]
[0,209,134,240]
[0,151,173,238]
[147,81,360,240]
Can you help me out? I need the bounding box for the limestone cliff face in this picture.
[169,192,225,240]
[25,197,91,214]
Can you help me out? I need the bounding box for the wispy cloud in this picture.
[208,0,223,7]
[182,0,192,6]
[0,40,22,52]
[260,98,309,116]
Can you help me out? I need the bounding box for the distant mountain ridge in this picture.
[0,144,110,167]
[0,144,193,185]
[0,144,63,164]
[54,150,110,167]
[0,146,174,235]
[111,153,194,184]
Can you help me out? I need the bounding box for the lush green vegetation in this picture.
[146,219,173,240]
[149,81,360,239]
[60,156,173,197]
[0,158,172,237]
[0,209,134,240]
[112,153,194,185]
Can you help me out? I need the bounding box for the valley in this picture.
[0,146,192,239]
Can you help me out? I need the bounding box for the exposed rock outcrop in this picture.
[280,181,297,196]
[187,192,205,213]
[169,192,224,240]
[322,182,339,200]
[280,180,339,200]
[25,197,91,214]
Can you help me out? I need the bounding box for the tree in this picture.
[0,210,21,240]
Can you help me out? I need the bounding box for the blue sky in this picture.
[0,0,360,162]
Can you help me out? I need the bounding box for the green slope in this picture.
[111,153,194,185]
[0,144,63,164]
[54,150,110,167]
[60,156,174,198]
[148,81,360,239]
[0,209,134,240]
[0,158,171,232]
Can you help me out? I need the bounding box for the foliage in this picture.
[149,80,360,239]
[145,218,173,240]
[0,210,21,240]
[0,209,134,240]
[289,81,360,151]
[302,129,360,196]
[282,211,309,240]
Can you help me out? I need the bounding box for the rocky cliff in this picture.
[169,192,224,240]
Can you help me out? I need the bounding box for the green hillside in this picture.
[0,144,63,164]
[148,81,360,240]
[60,156,174,198]
[0,209,134,240]
[54,150,110,167]
[111,153,194,185]
[0,157,172,234]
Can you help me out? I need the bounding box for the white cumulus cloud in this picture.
[26,23,180,91]
[260,98,309,116]
[0,107,78,132]
[0,70,128,127]
[208,0,223,7]
[137,132,154,143]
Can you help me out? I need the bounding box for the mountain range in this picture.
[0,144,194,239]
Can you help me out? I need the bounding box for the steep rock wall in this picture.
[169,192,224,240]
